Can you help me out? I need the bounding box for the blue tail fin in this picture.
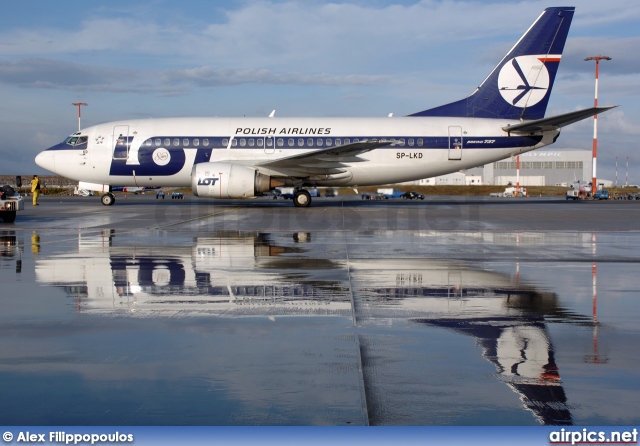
[409,7,575,120]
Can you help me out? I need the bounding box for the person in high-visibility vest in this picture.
[30,175,41,206]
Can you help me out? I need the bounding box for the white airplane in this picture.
[36,6,613,207]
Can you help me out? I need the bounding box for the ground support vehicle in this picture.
[593,190,609,200]
[0,186,24,223]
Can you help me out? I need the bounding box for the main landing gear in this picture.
[101,193,116,206]
[293,189,311,208]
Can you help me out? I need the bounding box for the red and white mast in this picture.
[584,56,611,196]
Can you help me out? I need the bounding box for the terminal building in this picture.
[413,149,593,186]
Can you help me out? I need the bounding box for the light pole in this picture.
[626,156,629,188]
[584,56,611,196]
[72,102,88,131]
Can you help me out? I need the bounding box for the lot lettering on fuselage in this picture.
[197,178,219,186]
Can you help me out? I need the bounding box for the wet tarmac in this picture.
[1,195,640,425]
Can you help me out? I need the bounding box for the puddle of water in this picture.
[1,229,639,425]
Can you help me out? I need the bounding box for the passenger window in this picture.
[173,138,179,146]
[298,138,304,146]
[288,138,294,147]
[155,138,161,146]
[145,140,151,146]
[232,139,238,146]
[194,138,200,147]
[307,138,313,146]
[354,138,359,142]
[316,138,323,146]
[344,138,350,144]
[277,138,284,147]
[164,138,170,146]
[408,138,414,147]
[183,138,189,146]
[249,139,255,147]
[257,139,263,146]
[335,138,341,145]
[399,139,405,146]
[326,138,332,146]
[266,139,273,147]
[240,138,246,147]
[222,138,229,147]
[203,138,209,146]
[417,138,424,146]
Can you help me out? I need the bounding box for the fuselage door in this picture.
[448,126,463,161]
[112,125,130,160]
[264,136,275,154]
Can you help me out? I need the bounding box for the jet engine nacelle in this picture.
[191,162,275,199]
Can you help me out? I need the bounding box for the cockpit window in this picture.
[66,136,88,146]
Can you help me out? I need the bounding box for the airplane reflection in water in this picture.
[35,231,351,317]
[416,319,572,425]
[351,259,592,426]
[34,230,594,425]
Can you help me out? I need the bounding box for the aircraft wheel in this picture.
[101,193,116,206]
[293,190,311,207]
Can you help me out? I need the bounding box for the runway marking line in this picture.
[149,206,242,229]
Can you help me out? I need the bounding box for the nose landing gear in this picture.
[101,193,116,206]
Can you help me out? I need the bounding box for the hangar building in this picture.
[412,149,592,186]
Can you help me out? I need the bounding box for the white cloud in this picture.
[563,37,640,75]
[598,109,640,135]
[161,66,390,87]
[0,1,569,72]
[0,58,390,94]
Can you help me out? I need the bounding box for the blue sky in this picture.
[1,0,639,183]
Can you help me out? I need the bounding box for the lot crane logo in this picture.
[498,55,550,107]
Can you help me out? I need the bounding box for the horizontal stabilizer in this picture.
[502,106,616,134]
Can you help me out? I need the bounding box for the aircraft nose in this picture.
[35,150,56,173]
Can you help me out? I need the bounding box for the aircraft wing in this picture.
[255,139,394,174]
[502,106,616,134]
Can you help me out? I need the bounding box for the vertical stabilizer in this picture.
[410,7,575,120]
